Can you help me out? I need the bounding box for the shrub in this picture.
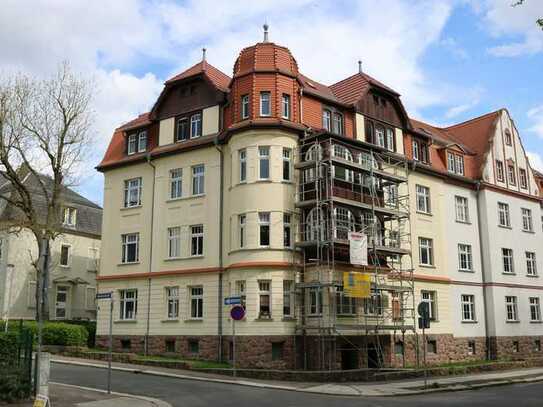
[65,320,96,347]
[0,332,32,402]
[0,321,88,347]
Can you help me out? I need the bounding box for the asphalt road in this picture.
[51,362,543,407]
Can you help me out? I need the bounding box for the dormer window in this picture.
[260,92,271,117]
[386,128,395,152]
[412,138,429,164]
[332,112,343,135]
[241,95,250,119]
[63,207,77,227]
[322,109,331,131]
[176,118,189,142]
[447,152,464,176]
[127,130,147,154]
[190,113,202,138]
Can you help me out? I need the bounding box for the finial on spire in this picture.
[263,23,269,42]
[202,47,207,61]
[358,60,362,74]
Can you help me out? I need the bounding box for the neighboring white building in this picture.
[0,173,102,322]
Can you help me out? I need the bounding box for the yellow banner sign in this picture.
[343,272,371,298]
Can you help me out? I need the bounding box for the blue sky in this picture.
[1,0,542,205]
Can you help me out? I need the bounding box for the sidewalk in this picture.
[52,355,543,397]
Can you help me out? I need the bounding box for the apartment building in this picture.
[96,31,542,369]
[0,173,102,322]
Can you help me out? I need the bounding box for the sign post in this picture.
[417,302,430,390]
[229,304,245,378]
[96,292,113,393]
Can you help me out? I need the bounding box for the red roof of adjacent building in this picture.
[166,61,231,92]
[329,72,400,106]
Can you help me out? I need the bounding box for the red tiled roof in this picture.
[329,72,400,105]
[166,61,231,92]
[297,73,341,104]
[118,112,151,131]
[444,110,500,157]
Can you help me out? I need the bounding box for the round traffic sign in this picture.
[417,302,430,318]
[230,305,245,321]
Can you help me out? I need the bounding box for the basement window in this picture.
[394,341,404,355]
[468,340,476,355]
[165,339,176,353]
[121,339,131,351]
[513,341,520,353]
[189,339,199,354]
[427,339,437,354]
[271,342,284,361]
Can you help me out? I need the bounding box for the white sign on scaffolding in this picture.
[349,231,368,266]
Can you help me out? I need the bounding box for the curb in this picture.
[51,359,543,398]
[50,382,172,407]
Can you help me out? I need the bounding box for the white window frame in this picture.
[522,208,533,232]
[259,92,271,117]
[519,168,528,189]
[461,294,475,322]
[258,280,272,318]
[505,296,518,322]
[168,226,181,258]
[239,214,246,248]
[170,168,183,199]
[127,133,138,155]
[190,225,204,257]
[282,148,292,181]
[386,128,395,152]
[332,112,343,135]
[137,130,147,152]
[166,286,179,320]
[421,290,437,320]
[119,289,137,320]
[526,251,538,276]
[458,244,473,271]
[336,286,356,316]
[121,233,139,264]
[412,140,420,161]
[59,244,71,267]
[375,125,385,147]
[239,149,247,183]
[190,286,203,319]
[507,164,516,185]
[308,287,323,316]
[258,146,270,180]
[496,160,504,182]
[322,109,331,131]
[502,248,514,274]
[176,117,189,142]
[192,164,205,195]
[455,196,469,223]
[259,212,270,247]
[241,95,250,119]
[419,237,434,266]
[63,207,77,227]
[498,202,510,227]
[416,185,431,214]
[281,94,290,119]
[124,177,142,208]
[530,297,541,322]
[190,113,202,139]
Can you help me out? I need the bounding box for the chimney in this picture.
[263,23,269,42]
[202,47,207,62]
[358,60,362,74]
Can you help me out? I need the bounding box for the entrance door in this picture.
[341,349,359,370]
[55,286,69,319]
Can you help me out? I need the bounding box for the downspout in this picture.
[214,105,225,362]
[144,153,156,355]
[475,181,491,360]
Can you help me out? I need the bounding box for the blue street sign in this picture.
[96,292,113,300]
[224,296,242,305]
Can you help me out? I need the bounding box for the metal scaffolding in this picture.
[294,131,416,370]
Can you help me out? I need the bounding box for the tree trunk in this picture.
[33,236,51,321]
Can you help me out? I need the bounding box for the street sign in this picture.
[224,296,242,305]
[417,302,430,319]
[96,292,113,300]
[418,317,430,329]
[230,305,245,321]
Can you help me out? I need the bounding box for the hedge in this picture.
[0,332,32,402]
[0,321,88,347]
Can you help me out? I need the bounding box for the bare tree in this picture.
[0,62,94,321]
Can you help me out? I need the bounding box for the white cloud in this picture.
[527,151,543,172]
[527,105,543,138]
[475,0,543,57]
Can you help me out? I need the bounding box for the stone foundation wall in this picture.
[96,333,543,369]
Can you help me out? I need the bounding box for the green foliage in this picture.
[0,320,88,346]
[64,320,96,347]
[0,332,32,402]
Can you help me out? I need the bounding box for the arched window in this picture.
[305,144,323,161]
[358,152,378,170]
[334,207,355,240]
[332,144,354,182]
[306,208,324,241]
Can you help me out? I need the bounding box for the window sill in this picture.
[228,247,296,255]
[117,262,140,266]
[455,220,472,225]
[522,229,535,234]
[461,320,478,324]
[416,211,432,216]
[254,317,274,322]
[121,205,142,211]
[167,194,206,203]
[161,319,180,323]
[505,320,520,323]
[530,320,543,324]
[497,225,512,230]
[526,274,539,278]
[164,255,204,261]
[337,315,357,319]
[59,265,71,269]
[281,317,296,322]
[458,269,475,273]
[502,272,516,276]
[419,264,436,269]
[114,320,137,324]
[281,180,294,185]
[255,179,272,183]
[185,318,203,322]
